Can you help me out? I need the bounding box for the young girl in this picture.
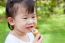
[5,0,42,43]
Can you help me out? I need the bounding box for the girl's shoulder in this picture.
[5,33,19,43]
[5,32,35,43]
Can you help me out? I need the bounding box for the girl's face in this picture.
[8,5,37,33]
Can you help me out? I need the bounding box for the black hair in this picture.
[6,0,35,30]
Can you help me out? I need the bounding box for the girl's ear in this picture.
[7,17,15,26]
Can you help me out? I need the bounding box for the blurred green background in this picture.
[0,0,65,43]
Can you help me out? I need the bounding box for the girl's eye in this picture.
[23,18,27,19]
[32,16,35,18]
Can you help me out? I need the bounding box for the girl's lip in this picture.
[26,26,34,29]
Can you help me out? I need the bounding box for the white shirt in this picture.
[5,32,34,43]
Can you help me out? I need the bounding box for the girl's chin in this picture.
[25,27,35,32]
[27,29,34,32]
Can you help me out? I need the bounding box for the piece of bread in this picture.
[32,29,39,36]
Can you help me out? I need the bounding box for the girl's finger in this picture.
[38,36,42,43]
[35,34,41,41]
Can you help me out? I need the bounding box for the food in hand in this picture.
[32,29,39,36]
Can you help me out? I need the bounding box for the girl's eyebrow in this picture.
[22,12,35,16]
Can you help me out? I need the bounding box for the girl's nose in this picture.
[27,19,34,25]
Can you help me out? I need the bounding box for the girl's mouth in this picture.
[26,26,34,29]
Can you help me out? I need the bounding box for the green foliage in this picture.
[0,0,65,43]
[39,15,65,33]
[0,6,5,16]
[0,0,6,7]
[38,15,65,43]
[0,18,9,43]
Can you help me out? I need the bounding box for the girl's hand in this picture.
[33,34,43,43]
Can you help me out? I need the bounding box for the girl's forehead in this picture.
[17,3,34,13]
[21,12,35,16]
[14,3,35,17]
[18,8,35,16]
[16,5,27,12]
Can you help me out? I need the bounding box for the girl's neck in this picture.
[11,29,27,37]
[10,29,30,42]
